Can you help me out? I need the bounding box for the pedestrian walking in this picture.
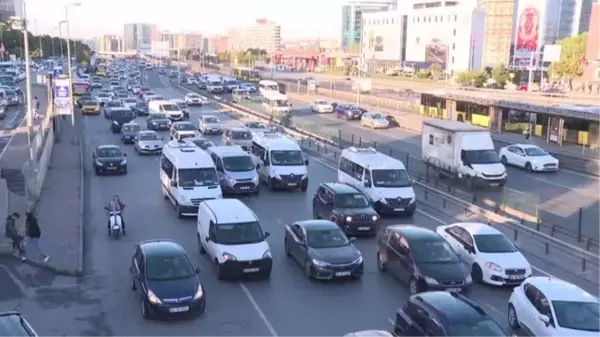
[32,96,40,119]
[4,212,25,259]
[25,211,49,262]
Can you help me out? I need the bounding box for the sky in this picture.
[22,0,344,40]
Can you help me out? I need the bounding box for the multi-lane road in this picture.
[3,71,595,336]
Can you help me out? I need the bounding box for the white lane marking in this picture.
[303,152,557,279]
[239,282,279,337]
[0,110,25,160]
[484,303,505,317]
[530,175,598,195]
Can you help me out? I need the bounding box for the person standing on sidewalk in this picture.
[25,211,49,262]
[5,212,25,258]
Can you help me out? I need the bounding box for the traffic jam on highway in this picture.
[24,57,595,337]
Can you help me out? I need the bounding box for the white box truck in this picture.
[421,120,507,188]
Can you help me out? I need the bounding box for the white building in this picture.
[404,0,485,74]
[151,41,170,58]
[360,11,408,63]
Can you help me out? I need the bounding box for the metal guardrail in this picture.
[168,78,600,282]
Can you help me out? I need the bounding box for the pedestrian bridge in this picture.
[96,51,137,57]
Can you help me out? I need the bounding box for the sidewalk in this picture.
[31,118,83,275]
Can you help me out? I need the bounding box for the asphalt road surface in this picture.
[179,78,600,244]
[4,71,594,336]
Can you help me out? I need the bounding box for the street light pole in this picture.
[64,2,81,134]
[58,22,65,57]
[21,0,34,165]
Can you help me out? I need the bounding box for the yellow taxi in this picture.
[81,99,100,115]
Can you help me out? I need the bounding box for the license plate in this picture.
[490,183,499,187]
[393,208,405,211]
[243,268,259,273]
[240,187,250,190]
[358,226,371,230]
[169,306,189,313]
[508,275,524,280]
[447,287,462,292]
[335,271,351,277]
[287,183,297,187]
[108,166,116,170]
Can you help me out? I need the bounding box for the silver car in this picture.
[222,127,253,151]
[134,130,164,155]
[198,115,223,135]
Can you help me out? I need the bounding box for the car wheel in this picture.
[508,304,520,330]
[198,233,206,254]
[525,162,533,172]
[312,206,320,219]
[501,155,508,165]
[175,202,183,218]
[377,252,387,272]
[215,260,226,280]
[141,299,152,319]
[472,264,484,284]
[284,238,291,257]
[304,260,313,279]
[94,167,100,176]
[409,278,420,295]
[268,177,276,191]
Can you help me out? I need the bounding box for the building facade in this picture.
[123,23,156,53]
[360,10,407,64]
[481,0,516,66]
[98,35,123,53]
[583,1,599,84]
[405,0,485,74]
[0,0,15,21]
[226,19,281,53]
[341,0,396,49]
[210,36,228,54]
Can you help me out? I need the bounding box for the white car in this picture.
[508,276,599,336]
[198,115,223,135]
[121,98,138,110]
[311,100,333,113]
[184,93,205,106]
[436,222,531,286]
[186,77,198,85]
[360,112,389,129]
[499,144,559,172]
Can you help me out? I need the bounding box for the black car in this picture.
[147,113,172,130]
[132,101,149,116]
[335,104,362,120]
[130,240,205,319]
[109,108,135,133]
[393,292,508,336]
[312,183,380,236]
[103,101,124,119]
[92,145,127,175]
[376,225,472,295]
[284,220,364,280]
[121,122,141,144]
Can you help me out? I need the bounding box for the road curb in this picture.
[0,253,79,276]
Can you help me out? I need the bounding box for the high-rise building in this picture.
[341,0,396,49]
[226,19,282,53]
[0,0,15,21]
[123,23,156,53]
[158,31,203,54]
[98,35,123,53]
[583,1,599,83]
[210,36,228,54]
[361,11,408,64]
[481,0,516,66]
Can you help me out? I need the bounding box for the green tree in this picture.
[547,32,588,79]
[491,63,511,87]
[455,70,489,87]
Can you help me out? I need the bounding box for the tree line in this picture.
[0,21,91,62]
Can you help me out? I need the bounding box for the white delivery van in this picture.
[250,132,309,191]
[261,90,291,115]
[421,119,507,188]
[148,100,185,121]
[197,199,272,280]
[338,147,416,216]
[160,140,223,217]
[206,76,224,94]
[258,80,279,96]
[221,76,239,93]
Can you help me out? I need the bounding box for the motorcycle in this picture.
[107,210,123,239]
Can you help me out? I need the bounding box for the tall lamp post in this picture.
[58,21,66,57]
[19,0,34,164]
[64,2,81,137]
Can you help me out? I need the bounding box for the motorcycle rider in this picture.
[105,195,126,235]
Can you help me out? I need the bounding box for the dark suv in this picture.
[312,182,380,236]
[393,291,507,336]
[0,312,38,336]
[376,225,472,295]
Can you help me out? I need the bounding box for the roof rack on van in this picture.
[166,140,197,152]
[348,147,377,153]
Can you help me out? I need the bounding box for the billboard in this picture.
[515,6,540,51]
[425,43,448,65]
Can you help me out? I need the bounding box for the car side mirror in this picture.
[170,180,177,187]
[364,181,372,188]
[123,153,127,157]
[539,315,550,326]
[195,267,201,274]
[256,163,260,169]
[264,232,270,238]
[349,237,356,242]
[304,159,309,166]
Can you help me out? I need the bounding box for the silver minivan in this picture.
[208,145,260,195]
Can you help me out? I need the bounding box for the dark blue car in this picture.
[103,101,125,119]
[335,104,363,120]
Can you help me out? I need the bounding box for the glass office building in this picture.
[341,0,396,49]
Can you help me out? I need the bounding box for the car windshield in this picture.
[122,124,140,132]
[371,113,384,119]
[83,100,97,105]
[118,94,128,98]
[97,93,109,98]
[226,80,237,85]
[448,319,508,336]
[214,221,264,245]
[177,102,188,108]
[177,123,196,131]
[151,113,168,119]
[231,130,252,140]
[125,99,137,103]
[552,301,599,332]
[204,117,219,124]
[474,234,517,253]
[145,254,195,281]
[246,122,265,129]
[223,156,255,172]
[111,110,134,120]
[110,82,119,86]
[411,240,459,263]
[177,168,218,187]
[107,102,122,107]
[96,148,122,158]
[524,147,548,156]
[465,149,500,164]
[316,101,327,105]
[191,139,213,150]
[210,81,221,85]
[139,133,159,141]
[188,94,200,98]
[306,228,350,249]
[136,102,148,108]
[335,193,370,208]
[372,169,412,188]
[144,91,154,96]
[162,104,179,111]
[270,150,304,166]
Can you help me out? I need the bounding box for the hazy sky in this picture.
[23,0,344,39]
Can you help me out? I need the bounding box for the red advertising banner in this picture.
[516,7,540,51]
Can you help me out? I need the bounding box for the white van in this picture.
[208,145,260,195]
[261,90,291,115]
[197,199,272,280]
[160,140,223,217]
[148,100,185,121]
[206,77,224,94]
[258,80,279,95]
[250,132,309,191]
[338,147,416,216]
[221,76,239,92]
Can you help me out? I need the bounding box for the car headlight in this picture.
[424,276,439,285]
[193,284,204,300]
[112,120,118,125]
[409,197,416,203]
[345,216,352,222]
[95,161,103,166]
[371,215,378,221]
[152,121,158,125]
[252,175,259,183]
[147,289,161,304]
[312,259,328,267]
[485,262,503,272]
[465,274,472,283]
[120,159,127,165]
[226,175,236,185]
[262,249,271,258]
[222,252,237,261]
[354,256,363,264]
